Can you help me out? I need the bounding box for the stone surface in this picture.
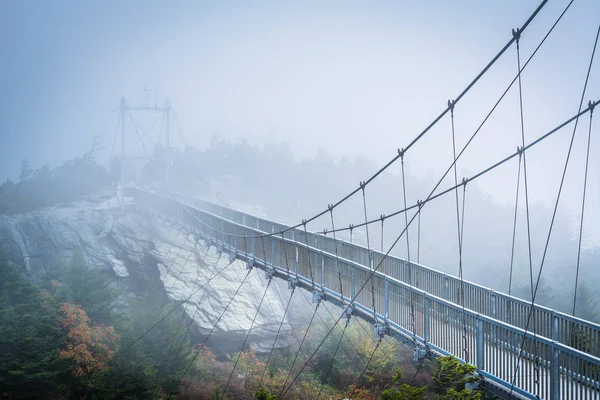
[0,191,292,351]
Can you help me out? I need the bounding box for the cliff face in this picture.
[0,191,291,354]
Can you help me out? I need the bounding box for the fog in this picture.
[1,1,600,397]
[3,1,598,255]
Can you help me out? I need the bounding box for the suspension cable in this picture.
[416,200,422,264]
[255,233,298,394]
[355,336,383,389]
[164,91,596,270]
[113,257,236,361]
[512,27,540,395]
[573,102,595,316]
[223,276,273,397]
[277,296,321,399]
[257,287,296,394]
[361,185,378,323]
[169,0,564,245]
[178,266,254,385]
[509,20,600,399]
[380,215,385,253]
[508,149,523,296]
[277,229,304,347]
[514,27,536,307]
[303,221,316,289]
[400,150,416,343]
[169,246,220,369]
[277,102,599,399]
[135,2,549,255]
[458,181,469,363]
[449,99,469,363]
[329,206,345,304]
[316,316,352,400]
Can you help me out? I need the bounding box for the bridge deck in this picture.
[129,187,600,400]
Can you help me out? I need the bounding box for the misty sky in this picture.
[1,0,599,242]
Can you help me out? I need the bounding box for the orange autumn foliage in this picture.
[58,302,119,377]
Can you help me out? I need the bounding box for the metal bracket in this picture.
[464,373,481,390]
[246,258,254,271]
[228,251,237,263]
[313,290,323,304]
[373,322,389,338]
[265,268,275,280]
[288,277,299,290]
[413,345,427,363]
[345,304,354,318]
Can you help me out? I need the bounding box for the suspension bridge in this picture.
[111,1,600,398]
[123,184,600,399]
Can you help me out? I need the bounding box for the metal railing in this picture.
[129,187,600,400]
[164,189,600,360]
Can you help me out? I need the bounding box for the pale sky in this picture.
[1,0,599,241]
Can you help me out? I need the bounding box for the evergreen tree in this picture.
[0,262,68,399]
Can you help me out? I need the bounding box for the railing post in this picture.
[550,312,559,400]
[321,253,325,287]
[444,276,449,300]
[551,311,559,341]
[251,236,255,259]
[405,261,411,284]
[271,227,275,268]
[295,246,299,276]
[384,278,389,323]
[476,318,483,371]
[424,294,429,344]
[232,226,237,253]
[351,267,356,299]
[490,293,497,344]
[221,219,225,246]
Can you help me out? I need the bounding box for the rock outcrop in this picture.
[0,191,292,353]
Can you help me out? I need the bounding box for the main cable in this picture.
[278,100,599,400]
[166,1,548,243]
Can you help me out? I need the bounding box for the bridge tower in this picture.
[114,92,173,209]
